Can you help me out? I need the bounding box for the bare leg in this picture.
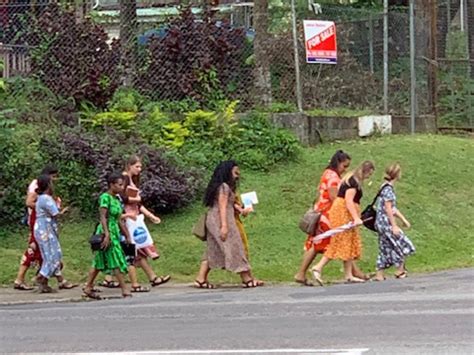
[295,248,317,282]
[128,265,140,288]
[351,262,369,280]
[193,260,214,288]
[374,269,385,281]
[84,268,100,292]
[312,255,331,275]
[14,265,29,285]
[343,260,354,280]
[345,260,365,282]
[114,269,130,297]
[138,258,157,282]
[196,260,210,283]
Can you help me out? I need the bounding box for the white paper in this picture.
[241,191,258,209]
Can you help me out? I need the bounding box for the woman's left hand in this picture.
[150,215,161,224]
[242,207,253,217]
[220,225,228,241]
[60,206,70,215]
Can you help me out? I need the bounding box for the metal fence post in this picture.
[409,0,416,134]
[369,14,374,74]
[383,0,388,114]
[291,0,303,113]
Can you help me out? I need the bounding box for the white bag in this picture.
[126,214,153,249]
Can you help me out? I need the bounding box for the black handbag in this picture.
[362,184,392,232]
[89,232,104,251]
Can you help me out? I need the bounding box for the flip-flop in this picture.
[131,285,150,293]
[295,278,314,287]
[311,269,324,286]
[150,275,171,287]
[194,280,215,289]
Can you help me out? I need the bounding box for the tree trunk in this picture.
[120,0,138,86]
[253,0,272,107]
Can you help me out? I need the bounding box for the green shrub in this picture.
[92,111,138,132]
[0,124,48,224]
[108,87,147,113]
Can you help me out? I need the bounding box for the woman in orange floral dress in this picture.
[294,150,351,286]
[312,160,375,284]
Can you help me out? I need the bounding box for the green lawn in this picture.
[1,134,473,286]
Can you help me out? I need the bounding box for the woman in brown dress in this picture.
[194,160,263,288]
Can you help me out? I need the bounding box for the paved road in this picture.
[1,269,473,354]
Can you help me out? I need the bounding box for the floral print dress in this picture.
[34,194,62,279]
[374,184,415,270]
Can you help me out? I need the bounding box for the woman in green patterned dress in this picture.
[83,173,132,299]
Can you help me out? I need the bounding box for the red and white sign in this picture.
[303,20,337,64]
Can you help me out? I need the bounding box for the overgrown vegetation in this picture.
[0,79,300,225]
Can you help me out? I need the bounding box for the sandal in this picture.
[194,280,215,289]
[150,275,171,287]
[39,285,54,293]
[345,277,365,284]
[83,289,102,300]
[82,285,101,293]
[395,271,407,279]
[311,269,324,287]
[59,280,79,290]
[131,285,150,293]
[122,293,133,298]
[100,280,120,288]
[295,278,314,287]
[13,282,34,291]
[242,279,264,288]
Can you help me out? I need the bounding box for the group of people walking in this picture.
[12,150,415,297]
[295,150,415,286]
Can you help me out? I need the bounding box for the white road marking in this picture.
[67,349,370,355]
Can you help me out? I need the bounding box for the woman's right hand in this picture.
[101,233,111,250]
[220,225,228,241]
[353,218,363,226]
[392,225,402,236]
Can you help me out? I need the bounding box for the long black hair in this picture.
[204,160,238,207]
[327,150,351,170]
[35,174,52,195]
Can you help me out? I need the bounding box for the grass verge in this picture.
[0,134,473,286]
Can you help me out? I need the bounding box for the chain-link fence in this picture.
[1,0,468,127]
[437,0,474,128]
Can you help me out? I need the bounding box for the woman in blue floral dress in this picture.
[374,163,415,281]
[34,175,64,293]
